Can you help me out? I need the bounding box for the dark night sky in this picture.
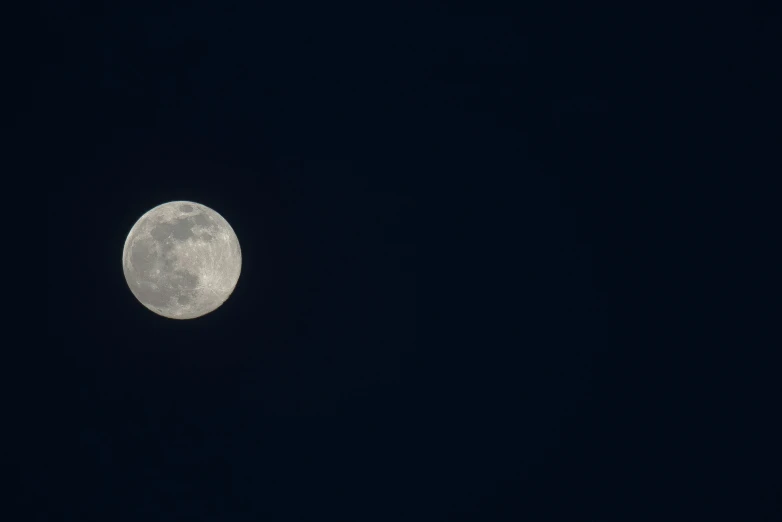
[29,1,780,521]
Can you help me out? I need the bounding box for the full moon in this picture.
[122,201,242,319]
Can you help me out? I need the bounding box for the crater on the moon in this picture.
[130,238,157,274]
[169,269,199,291]
[151,218,195,242]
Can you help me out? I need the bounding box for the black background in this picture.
[28,1,781,521]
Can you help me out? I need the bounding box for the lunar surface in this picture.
[122,201,241,319]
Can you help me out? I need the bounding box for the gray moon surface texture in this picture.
[122,201,242,319]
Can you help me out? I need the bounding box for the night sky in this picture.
[33,2,780,521]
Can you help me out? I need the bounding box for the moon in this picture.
[122,201,242,319]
